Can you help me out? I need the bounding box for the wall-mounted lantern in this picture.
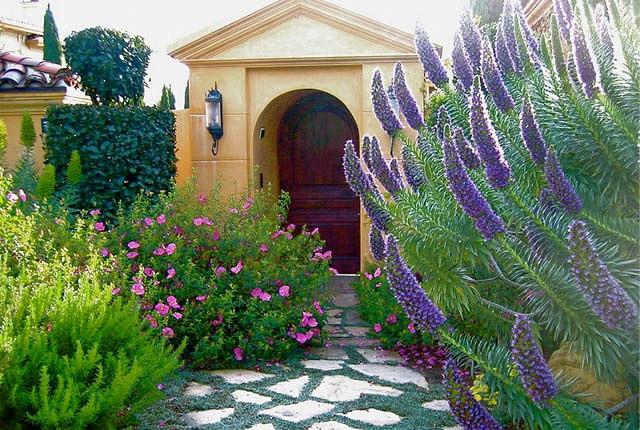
[205,83,223,155]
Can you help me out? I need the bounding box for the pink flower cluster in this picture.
[6,189,27,204]
[251,288,272,301]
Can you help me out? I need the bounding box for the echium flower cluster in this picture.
[459,10,482,73]
[553,0,573,42]
[443,134,505,240]
[443,359,503,430]
[452,32,473,92]
[568,221,639,331]
[571,12,599,98]
[517,10,541,68]
[385,235,446,333]
[543,148,582,214]
[500,1,523,74]
[453,126,480,170]
[364,135,403,196]
[401,143,427,191]
[469,77,511,189]
[415,24,448,87]
[436,106,451,141]
[494,21,515,76]
[481,36,515,113]
[510,315,559,405]
[519,97,547,165]
[371,70,403,135]
[595,4,614,60]
[369,224,386,261]
[393,62,425,130]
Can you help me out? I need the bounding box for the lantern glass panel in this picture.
[206,99,221,128]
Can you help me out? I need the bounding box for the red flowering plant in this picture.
[98,183,332,368]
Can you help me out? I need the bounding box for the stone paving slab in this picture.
[311,375,403,402]
[301,359,345,371]
[356,348,403,364]
[183,408,235,426]
[338,408,403,426]
[258,400,335,422]
[309,421,361,430]
[210,369,274,384]
[349,364,429,389]
[267,375,309,398]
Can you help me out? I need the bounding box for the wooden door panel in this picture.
[278,92,360,273]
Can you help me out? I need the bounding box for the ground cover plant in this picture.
[344,0,639,428]
[97,183,333,368]
[0,171,181,429]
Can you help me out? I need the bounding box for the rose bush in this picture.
[97,183,333,368]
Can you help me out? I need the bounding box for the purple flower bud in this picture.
[481,36,515,113]
[386,236,446,332]
[469,77,511,189]
[393,63,425,130]
[511,315,559,405]
[372,69,403,135]
[452,32,474,92]
[495,21,516,76]
[553,0,573,42]
[595,4,614,60]
[517,9,541,68]
[443,359,503,429]
[389,158,402,184]
[401,143,427,191]
[436,106,451,142]
[519,98,547,165]
[568,221,639,331]
[571,12,599,98]
[363,176,392,233]
[443,135,505,240]
[543,148,582,214]
[459,10,482,73]
[362,135,374,173]
[365,135,403,196]
[415,24,448,87]
[343,140,370,197]
[453,126,480,170]
[369,224,386,261]
[501,1,524,74]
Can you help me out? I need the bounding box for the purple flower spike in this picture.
[401,144,427,191]
[369,224,386,261]
[436,106,451,141]
[469,77,511,189]
[343,140,370,197]
[415,24,448,87]
[443,134,505,240]
[389,158,402,183]
[495,21,516,76]
[520,98,547,165]
[362,135,374,173]
[393,63,425,130]
[501,1,523,74]
[517,10,541,67]
[459,10,482,73]
[571,12,599,98]
[511,315,559,405]
[452,32,474,92]
[385,236,446,332]
[444,359,503,429]
[553,0,573,42]
[367,136,403,196]
[453,127,481,170]
[543,147,582,214]
[481,36,515,113]
[595,4,614,59]
[372,69,403,135]
[568,221,639,331]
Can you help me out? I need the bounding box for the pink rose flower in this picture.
[155,303,170,316]
[230,261,243,274]
[161,327,174,338]
[271,230,284,239]
[196,295,207,302]
[99,248,110,257]
[167,295,180,309]
[166,267,176,279]
[259,243,269,253]
[143,217,154,227]
[165,243,176,255]
[251,288,263,299]
[6,191,18,203]
[148,317,158,328]
[156,214,166,224]
[364,272,373,280]
[193,217,203,226]
[373,323,382,333]
[373,267,382,278]
[111,287,121,295]
[301,311,318,328]
[386,313,398,325]
[286,223,296,232]
[89,209,101,217]
[94,222,106,232]
[212,229,221,241]
[143,267,155,277]
[313,300,324,315]
[211,314,224,327]
[126,251,139,259]
[153,247,166,256]
[215,266,227,277]
[131,283,145,296]
[172,312,183,320]
[259,292,272,302]
[233,347,244,361]
[17,189,27,202]
[128,241,140,249]
[278,285,290,297]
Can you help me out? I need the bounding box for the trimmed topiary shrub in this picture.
[44,105,176,216]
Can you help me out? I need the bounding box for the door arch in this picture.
[277,91,360,273]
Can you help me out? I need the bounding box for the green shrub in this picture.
[12,112,38,194]
[65,150,82,186]
[44,105,176,216]
[0,119,7,166]
[35,164,56,200]
[64,27,151,106]
[0,170,181,429]
[98,183,333,368]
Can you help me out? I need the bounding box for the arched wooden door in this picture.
[278,92,360,273]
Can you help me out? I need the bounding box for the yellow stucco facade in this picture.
[170,0,432,271]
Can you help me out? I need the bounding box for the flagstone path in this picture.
[137,276,461,429]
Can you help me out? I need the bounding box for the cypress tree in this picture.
[168,85,176,110]
[13,112,38,194]
[184,80,190,109]
[20,111,36,149]
[43,4,63,64]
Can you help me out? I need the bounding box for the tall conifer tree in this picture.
[43,4,63,64]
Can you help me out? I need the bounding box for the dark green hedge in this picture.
[45,105,176,215]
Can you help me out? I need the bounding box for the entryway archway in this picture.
[256,90,360,273]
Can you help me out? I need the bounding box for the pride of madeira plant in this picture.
[343,0,638,428]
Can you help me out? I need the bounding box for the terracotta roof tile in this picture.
[0,51,77,90]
